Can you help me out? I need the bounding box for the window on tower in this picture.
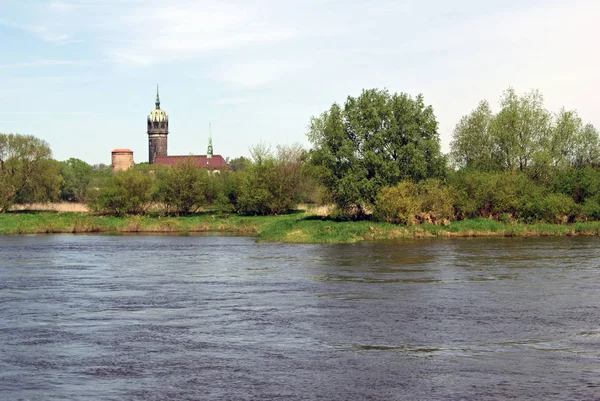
[154,122,158,128]
[161,123,165,129]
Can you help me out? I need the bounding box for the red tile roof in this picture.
[153,155,228,169]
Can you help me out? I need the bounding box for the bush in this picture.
[581,198,600,220]
[236,144,305,215]
[154,160,208,216]
[449,170,547,220]
[537,193,579,223]
[88,169,153,216]
[418,179,454,222]
[552,166,600,203]
[373,181,421,225]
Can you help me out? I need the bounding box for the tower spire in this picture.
[207,123,213,158]
[155,84,160,109]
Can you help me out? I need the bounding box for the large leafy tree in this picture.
[0,133,61,212]
[308,89,445,213]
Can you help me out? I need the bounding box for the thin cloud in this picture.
[0,59,94,68]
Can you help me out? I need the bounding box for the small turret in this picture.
[207,123,213,159]
[155,84,161,109]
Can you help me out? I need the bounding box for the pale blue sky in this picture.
[1,0,598,164]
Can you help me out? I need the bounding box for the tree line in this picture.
[2,87,599,224]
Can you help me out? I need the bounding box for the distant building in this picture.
[147,85,169,164]
[110,86,228,172]
[111,148,134,173]
[147,86,228,171]
[153,155,228,169]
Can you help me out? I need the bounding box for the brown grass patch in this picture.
[10,202,90,213]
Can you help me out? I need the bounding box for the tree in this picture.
[450,88,599,179]
[308,89,445,214]
[572,123,600,168]
[450,100,498,170]
[0,133,61,212]
[489,88,552,171]
[59,158,94,202]
[228,156,252,172]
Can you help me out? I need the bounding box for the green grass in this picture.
[3,211,600,243]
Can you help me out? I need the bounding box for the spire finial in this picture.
[207,123,213,158]
[155,84,160,109]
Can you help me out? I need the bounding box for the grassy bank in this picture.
[3,211,600,243]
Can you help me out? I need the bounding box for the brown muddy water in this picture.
[0,235,599,400]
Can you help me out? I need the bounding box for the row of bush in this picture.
[373,168,600,225]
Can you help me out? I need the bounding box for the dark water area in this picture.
[0,235,599,400]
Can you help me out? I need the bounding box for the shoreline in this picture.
[2,211,600,243]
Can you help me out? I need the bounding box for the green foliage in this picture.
[237,144,305,215]
[582,198,600,220]
[88,169,153,216]
[89,163,113,190]
[450,88,599,177]
[217,170,244,212]
[449,170,547,221]
[59,158,94,202]
[0,133,62,212]
[373,179,455,225]
[490,88,551,171]
[551,166,600,203]
[308,89,445,213]
[450,100,498,170]
[228,156,252,172]
[154,159,208,215]
[537,193,579,223]
[418,179,455,222]
[373,181,420,225]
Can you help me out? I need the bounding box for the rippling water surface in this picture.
[1,234,599,400]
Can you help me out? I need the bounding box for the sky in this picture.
[0,0,599,165]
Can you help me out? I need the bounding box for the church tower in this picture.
[148,85,168,164]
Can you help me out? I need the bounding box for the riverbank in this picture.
[3,211,600,243]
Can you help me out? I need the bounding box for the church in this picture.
[112,86,228,172]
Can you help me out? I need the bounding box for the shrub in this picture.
[236,144,305,215]
[373,181,421,225]
[418,179,455,222]
[537,193,579,223]
[449,170,547,221]
[154,160,208,216]
[88,169,153,216]
[552,166,600,203]
[582,198,600,220]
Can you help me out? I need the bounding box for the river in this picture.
[0,235,599,400]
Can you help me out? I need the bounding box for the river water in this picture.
[0,235,599,400]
